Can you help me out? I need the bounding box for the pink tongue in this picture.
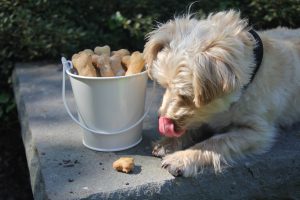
[158,117,185,137]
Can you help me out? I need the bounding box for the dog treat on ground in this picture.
[94,45,111,56]
[112,49,130,58]
[96,54,115,77]
[125,51,145,76]
[112,157,134,173]
[71,52,97,77]
[121,55,131,71]
[110,54,125,76]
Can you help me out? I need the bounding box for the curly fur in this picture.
[143,10,300,177]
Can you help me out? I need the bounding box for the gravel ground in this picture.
[0,111,33,200]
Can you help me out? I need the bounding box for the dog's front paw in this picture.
[152,143,168,157]
[152,138,182,157]
[161,150,197,177]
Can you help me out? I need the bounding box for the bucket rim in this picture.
[66,67,148,80]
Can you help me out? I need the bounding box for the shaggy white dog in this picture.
[143,10,300,177]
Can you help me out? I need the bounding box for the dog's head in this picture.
[144,10,256,137]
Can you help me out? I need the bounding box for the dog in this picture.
[143,10,300,177]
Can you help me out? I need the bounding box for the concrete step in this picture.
[13,62,300,200]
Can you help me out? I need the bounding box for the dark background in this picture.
[0,0,300,199]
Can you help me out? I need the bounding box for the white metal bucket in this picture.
[61,57,155,151]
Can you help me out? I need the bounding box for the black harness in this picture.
[245,29,264,87]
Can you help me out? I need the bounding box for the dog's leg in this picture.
[152,137,183,157]
[152,124,215,157]
[161,121,276,177]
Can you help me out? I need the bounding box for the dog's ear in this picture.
[192,52,239,107]
[143,22,175,78]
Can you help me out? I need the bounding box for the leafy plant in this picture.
[0,0,300,124]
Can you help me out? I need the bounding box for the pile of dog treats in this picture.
[71,45,145,77]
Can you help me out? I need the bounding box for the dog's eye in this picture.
[179,94,191,102]
[176,94,193,107]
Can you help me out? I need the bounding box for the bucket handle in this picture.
[61,57,156,135]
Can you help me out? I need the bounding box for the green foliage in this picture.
[0,0,196,63]
[246,0,300,29]
[0,61,16,123]
[0,0,300,123]
[1,0,299,62]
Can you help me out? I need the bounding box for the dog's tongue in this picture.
[158,117,185,137]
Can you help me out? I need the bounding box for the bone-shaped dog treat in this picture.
[112,157,135,173]
[94,45,111,56]
[121,55,131,71]
[91,54,100,66]
[90,54,102,76]
[83,49,94,55]
[125,51,145,76]
[112,49,130,57]
[96,54,115,77]
[71,52,97,77]
[110,55,125,76]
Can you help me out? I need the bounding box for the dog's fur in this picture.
[143,10,300,177]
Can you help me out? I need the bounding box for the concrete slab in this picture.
[13,62,300,200]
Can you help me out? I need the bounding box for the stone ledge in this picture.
[13,62,300,200]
